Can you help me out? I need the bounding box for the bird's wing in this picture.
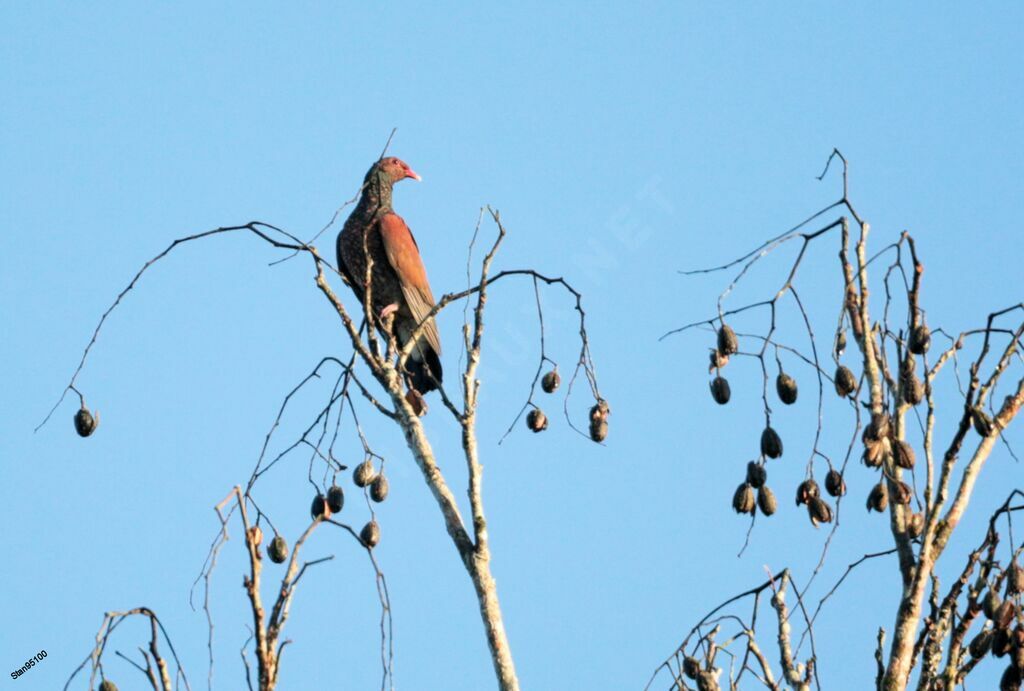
[378,212,442,356]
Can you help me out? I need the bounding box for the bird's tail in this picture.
[406,345,443,394]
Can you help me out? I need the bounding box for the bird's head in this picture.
[374,156,422,184]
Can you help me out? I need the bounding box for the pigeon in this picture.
[336,157,443,405]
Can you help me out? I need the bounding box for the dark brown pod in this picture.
[864,413,891,443]
[99,681,119,691]
[907,512,925,539]
[761,426,783,459]
[326,485,345,513]
[746,461,767,489]
[311,493,330,520]
[825,469,846,497]
[972,407,994,437]
[992,628,1012,657]
[867,482,888,512]
[589,401,610,442]
[795,479,820,507]
[892,481,913,506]
[834,366,857,397]
[682,656,700,680]
[902,375,925,406]
[984,589,1003,621]
[717,323,738,356]
[710,376,731,405]
[908,324,931,355]
[776,373,798,405]
[541,370,561,394]
[862,440,887,468]
[370,474,389,503]
[1006,560,1024,596]
[969,628,993,658]
[999,664,1021,691]
[894,440,916,469]
[527,408,548,433]
[74,405,98,437]
[807,497,833,527]
[268,536,288,564]
[757,485,777,516]
[354,459,377,488]
[994,600,1016,631]
[732,483,756,515]
[360,520,380,548]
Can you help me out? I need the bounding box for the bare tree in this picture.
[47,150,607,690]
[651,151,1023,691]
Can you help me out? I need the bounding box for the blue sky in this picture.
[2,3,1022,689]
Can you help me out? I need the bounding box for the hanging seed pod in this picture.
[526,408,548,433]
[825,469,846,497]
[541,370,561,394]
[370,474,389,503]
[999,664,1021,691]
[776,373,798,405]
[1006,560,1024,596]
[710,376,731,405]
[268,536,288,564]
[354,459,377,488]
[894,440,916,469]
[835,330,847,358]
[867,482,889,512]
[807,497,833,527]
[709,349,729,371]
[909,324,932,355]
[682,656,701,680]
[311,493,330,520]
[892,481,913,506]
[717,323,738,356]
[248,525,263,547]
[326,485,345,514]
[992,628,1012,657]
[902,375,925,406]
[1014,626,1024,667]
[732,483,756,515]
[908,512,925,539]
[834,365,857,397]
[970,628,993,658]
[100,681,119,691]
[760,426,783,459]
[795,479,820,507]
[589,400,610,442]
[360,520,380,548]
[994,600,1017,630]
[862,440,887,468]
[746,461,767,489]
[757,485,777,516]
[74,405,98,437]
[972,407,994,437]
[984,590,1004,621]
[864,413,891,443]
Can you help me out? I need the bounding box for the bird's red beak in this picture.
[406,168,422,182]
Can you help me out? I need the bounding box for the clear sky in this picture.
[3,3,1022,690]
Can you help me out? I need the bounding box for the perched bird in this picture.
[336,157,443,407]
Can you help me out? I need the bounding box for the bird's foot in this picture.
[405,390,428,417]
[379,303,399,319]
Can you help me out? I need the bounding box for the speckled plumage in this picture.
[336,158,442,393]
